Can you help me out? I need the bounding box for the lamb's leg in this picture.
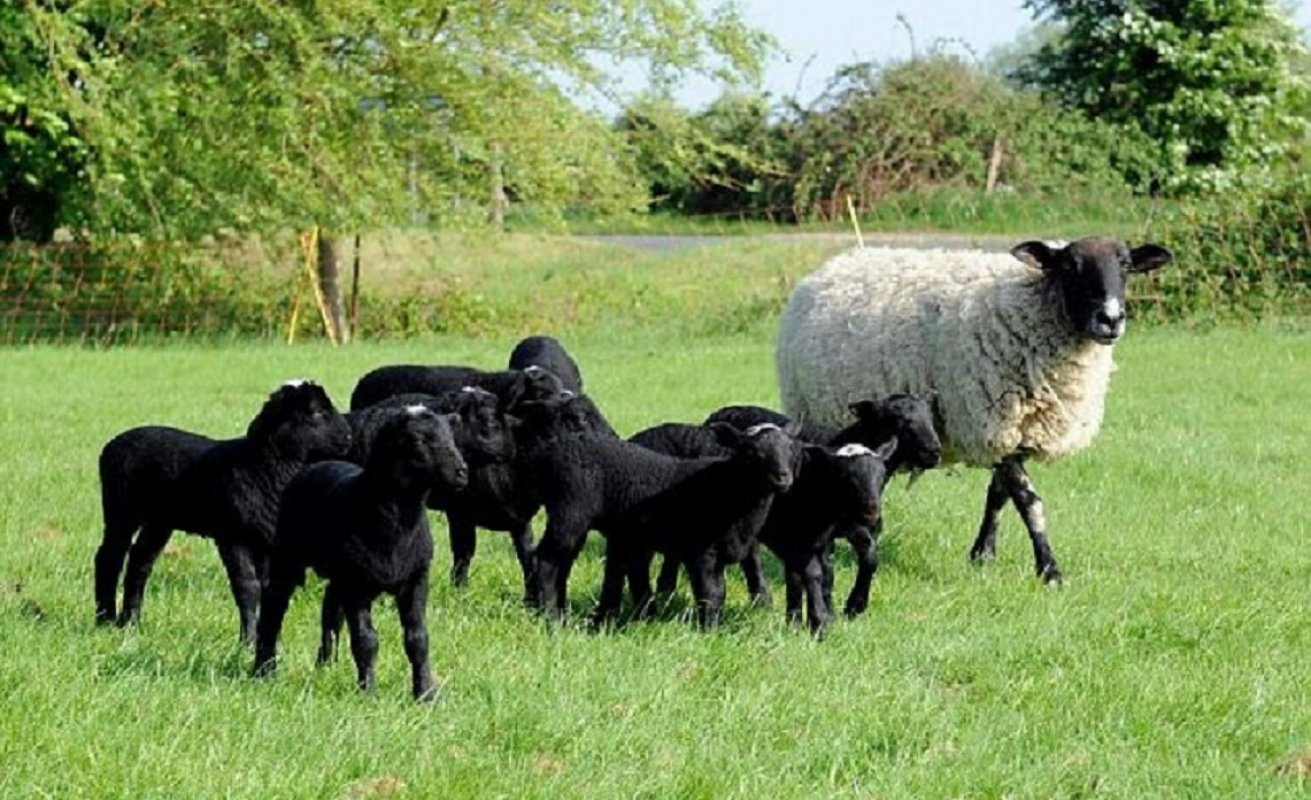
[626,548,656,620]
[533,515,585,620]
[592,539,628,628]
[94,521,136,624]
[784,562,804,626]
[508,520,538,607]
[801,554,831,637]
[116,523,173,628]
[217,541,263,645]
[251,564,301,678]
[686,553,726,629]
[843,521,881,618]
[447,515,477,588]
[344,599,380,694]
[739,542,773,608]
[316,581,344,666]
[820,537,837,615]
[654,554,680,598]
[969,464,1013,563]
[1000,457,1062,584]
[396,570,436,702]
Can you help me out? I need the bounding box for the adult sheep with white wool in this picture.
[776,237,1173,583]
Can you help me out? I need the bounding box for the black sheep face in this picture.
[1010,237,1174,345]
[452,388,514,464]
[829,439,897,528]
[503,365,568,412]
[848,393,942,471]
[710,420,805,492]
[370,406,468,493]
[247,380,352,460]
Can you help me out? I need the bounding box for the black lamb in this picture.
[252,405,467,701]
[347,388,513,469]
[94,380,352,642]
[528,421,804,628]
[631,423,897,633]
[507,335,584,395]
[349,362,567,412]
[705,395,941,616]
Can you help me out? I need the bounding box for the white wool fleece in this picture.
[776,246,1115,467]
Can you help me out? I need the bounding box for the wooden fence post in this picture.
[316,230,349,344]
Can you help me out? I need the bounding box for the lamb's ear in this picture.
[443,412,462,432]
[1128,244,1173,274]
[1010,241,1057,271]
[872,436,898,462]
[707,421,744,448]
[501,373,528,412]
[848,399,879,421]
[782,416,805,438]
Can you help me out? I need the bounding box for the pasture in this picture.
[1,314,1309,797]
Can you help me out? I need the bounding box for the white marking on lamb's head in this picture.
[835,443,873,458]
[461,386,479,394]
[403,404,428,417]
[523,365,544,376]
[282,378,312,388]
[744,423,780,437]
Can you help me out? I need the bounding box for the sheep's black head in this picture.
[501,365,568,414]
[847,393,941,472]
[450,387,514,465]
[1011,237,1173,345]
[247,379,352,461]
[709,419,805,492]
[821,439,898,528]
[368,405,468,494]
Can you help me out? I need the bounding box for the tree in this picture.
[1017,0,1310,190]
[3,1,772,240]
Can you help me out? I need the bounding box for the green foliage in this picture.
[1141,177,1311,321]
[3,1,771,239]
[1018,0,1311,191]
[1,329,1310,797]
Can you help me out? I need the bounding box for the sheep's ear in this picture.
[847,399,879,420]
[1128,244,1173,274]
[501,373,528,412]
[707,421,744,448]
[872,436,898,461]
[1010,241,1057,271]
[782,416,804,438]
[443,412,462,432]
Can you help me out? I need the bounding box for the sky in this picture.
[633,0,1311,110]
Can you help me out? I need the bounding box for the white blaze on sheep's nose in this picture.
[1102,298,1123,322]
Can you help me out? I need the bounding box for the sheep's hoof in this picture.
[1039,565,1064,586]
[843,602,867,619]
[968,547,997,564]
[94,611,115,626]
[251,657,276,679]
[749,592,774,609]
[414,683,440,703]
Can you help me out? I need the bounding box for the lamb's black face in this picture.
[1011,237,1174,345]
[249,379,352,460]
[506,366,568,412]
[375,406,468,493]
[827,445,890,529]
[712,421,805,492]
[453,388,513,465]
[849,394,941,471]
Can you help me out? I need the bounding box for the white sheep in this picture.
[776,237,1173,583]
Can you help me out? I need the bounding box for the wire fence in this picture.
[2,202,1308,345]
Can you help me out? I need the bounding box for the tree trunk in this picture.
[487,141,508,228]
[316,232,349,343]
[985,136,1005,194]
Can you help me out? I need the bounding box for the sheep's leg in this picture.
[447,515,477,588]
[686,553,726,629]
[843,521,881,618]
[739,542,773,608]
[654,554,680,598]
[969,464,1013,563]
[820,537,837,616]
[801,554,831,637]
[534,517,585,620]
[592,540,628,627]
[251,566,301,678]
[344,599,380,694]
[784,563,804,625]
[316,581,344,666]
[626,548,656,620]
[396,570,436,702]
[1001,459,1062,584]
[94,521,137,624]
[116,523,173,628]
[217,541,263,645]
[508,520,538,607]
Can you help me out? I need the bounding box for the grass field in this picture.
[2,319,1309,798]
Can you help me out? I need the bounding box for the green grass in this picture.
[2,325,1310,799]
